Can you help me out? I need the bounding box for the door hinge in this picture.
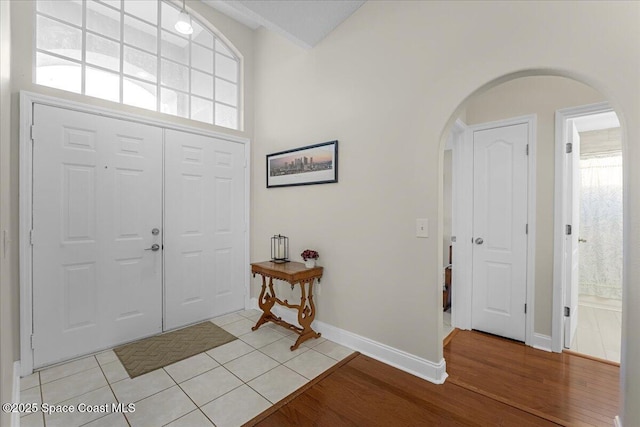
[524,303,527,314]
[30,334,35,349]
[30,229,35,245]
[566,142,573,154]
[526,144,529,155]
[2,230,7,259]
[564,306,570,317]
[565,224,572,235]
[525,224,528,234]
[30,125,36,141]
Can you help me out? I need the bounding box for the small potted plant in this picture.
[301,249,319,268]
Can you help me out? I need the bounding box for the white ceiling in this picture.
[202,0,366,49]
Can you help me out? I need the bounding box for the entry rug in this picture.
[114,321,237,378]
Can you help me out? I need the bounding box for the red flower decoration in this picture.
[301,249,319,261]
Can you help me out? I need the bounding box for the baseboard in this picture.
[11,361,20,427]
[532,333,552,352]
[249,298,448,384]
[614,415,622,427]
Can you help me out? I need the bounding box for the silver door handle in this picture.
[578,238,587,243]
[145,244,160,251]
[475,238,484,245]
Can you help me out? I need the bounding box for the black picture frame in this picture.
[266,140,338,188]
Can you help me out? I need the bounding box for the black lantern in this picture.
[271,234,289,263]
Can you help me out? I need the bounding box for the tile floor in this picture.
[569,296,622,363]
[19,309,354,427]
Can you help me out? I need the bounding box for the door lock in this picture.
[151,228,160,235]
[145,244,160,251]
[475,238,484,245]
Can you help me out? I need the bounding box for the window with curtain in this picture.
[579,152,623,300]
[34,0,241,130]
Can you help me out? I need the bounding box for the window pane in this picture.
[87,1,121,41]
[191,96,213,124]
[161,88,189,118]
[97,0,121,9]
[37,15,82,61]
[191,44,213,73]
[161,59,188,91]
[191,70,213,99]
[215,39,233,57]
[215,103,238,129]
[215,78,237,107]
[86,33,120,72]
[36,0,82,27]
[192,21,213,49]
[86,66,120,102]
[36,52,81,93]
[124,46,157,82]
[124,15,157,54]
[123,77,157,110]
[125,1,158,25]
[160,1,182,37]
[161,30,189,65]
[215,53,238,83]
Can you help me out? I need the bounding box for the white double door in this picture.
[32,104,245,368]
[470,123,529,342]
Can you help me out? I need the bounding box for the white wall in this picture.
[0,2,14,426]
[252,1,640,424]
[442,150,452,268]
[464,76,605,336]
[3,0,255,400]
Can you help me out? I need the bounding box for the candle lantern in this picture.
[271,234,289,263]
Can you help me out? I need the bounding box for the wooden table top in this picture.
[251,261,323,283]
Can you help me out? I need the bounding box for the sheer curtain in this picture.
[579,152,623,299]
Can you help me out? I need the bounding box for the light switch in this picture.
[416,218,429,238]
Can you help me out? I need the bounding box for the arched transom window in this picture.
[35,0,241,130]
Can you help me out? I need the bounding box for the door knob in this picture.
[145,244,160,251]
[475,238,484,245]
[578,238,587,243]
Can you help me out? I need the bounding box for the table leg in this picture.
[253,275,277,331]
[291,279,321,350]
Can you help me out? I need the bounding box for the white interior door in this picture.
[32,104,163,368]
[564,122,581,348]
[471,123,528,341]
[164,130,245,330]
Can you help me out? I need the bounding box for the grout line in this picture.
[94,355,131,427]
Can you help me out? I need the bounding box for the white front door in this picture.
[471,123,529,341]
[564,121,581,348]
[32,104,163,367]
[164,130,246,330]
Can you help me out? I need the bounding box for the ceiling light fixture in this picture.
[175,0,193,35]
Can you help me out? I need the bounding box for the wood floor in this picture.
[247,330,620,426]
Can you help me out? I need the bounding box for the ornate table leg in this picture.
[253,275,277,331]
[291,279,321,350]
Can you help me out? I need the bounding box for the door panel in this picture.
[564,122,581,348]
[164,130,245,330]
[471,123,528,342]
[32,104,162,367]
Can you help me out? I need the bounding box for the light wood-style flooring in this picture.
[248,330,619,426]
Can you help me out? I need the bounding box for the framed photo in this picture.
[266,140,338,188]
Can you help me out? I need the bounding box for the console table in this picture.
[251,261,323,350]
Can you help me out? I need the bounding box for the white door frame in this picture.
[450,114,537,346]
[552,102,614,353]
[19,91,251,376]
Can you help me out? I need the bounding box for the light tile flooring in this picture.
[19,309,354,427]
[569,296,622,363]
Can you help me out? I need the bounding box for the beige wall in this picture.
[252,1,640,423]
[463,76,605,336]
[1,1,13,425]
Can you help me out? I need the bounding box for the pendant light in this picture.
[175,0,193,35]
